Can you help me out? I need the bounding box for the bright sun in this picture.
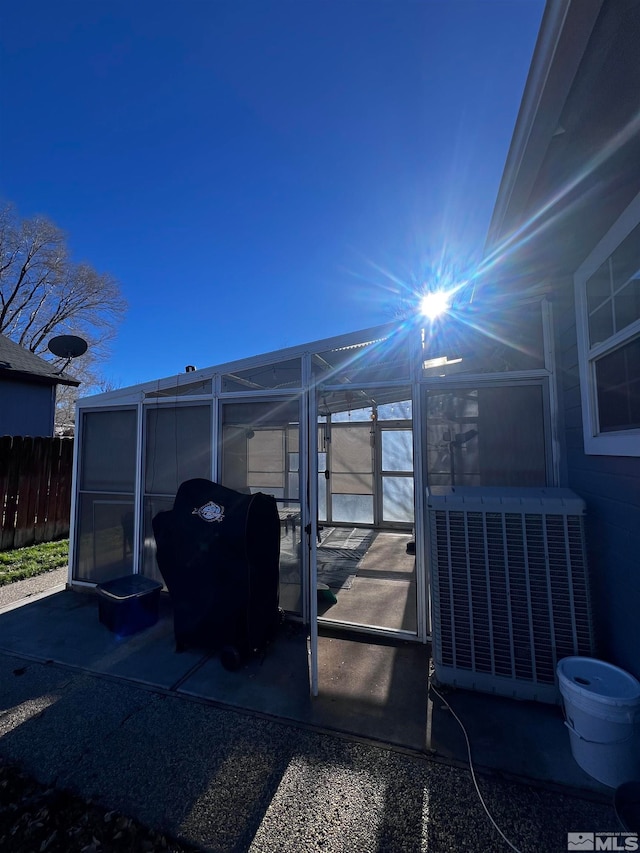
[420,290,451,320]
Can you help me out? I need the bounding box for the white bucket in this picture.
[557,657,640,788]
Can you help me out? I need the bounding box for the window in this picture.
[221,358,301,392]
[75,408,138,583]
[142,404,212,582]
[424,385,548,487]
[145,405,212,495]
[576,192,640,455]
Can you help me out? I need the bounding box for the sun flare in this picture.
[420,290,451,320]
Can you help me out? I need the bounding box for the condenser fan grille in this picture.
[428,488,594,702]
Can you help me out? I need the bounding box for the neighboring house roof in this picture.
[486,0,640,270]
[0,334,80,387]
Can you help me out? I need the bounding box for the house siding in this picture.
[0,379,55,437]
[553,275,640,679]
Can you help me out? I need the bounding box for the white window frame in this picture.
[575,190,640,456]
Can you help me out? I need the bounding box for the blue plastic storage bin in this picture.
[97,574,162,636]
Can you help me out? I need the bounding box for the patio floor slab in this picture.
[0,588,613,800]
[0,589,203,689]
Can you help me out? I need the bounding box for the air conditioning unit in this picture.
[427,487,594,703]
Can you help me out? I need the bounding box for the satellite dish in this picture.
[48,335,88,373]
[48,335,88,359]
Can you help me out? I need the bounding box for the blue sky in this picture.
[0,0,544,389]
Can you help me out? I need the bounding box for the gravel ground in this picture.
[0,573,201,851]
[0,572,623,852]
[0,652,620,853]
[0,725,620,853]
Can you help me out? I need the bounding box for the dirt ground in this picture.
[0,758,201,853]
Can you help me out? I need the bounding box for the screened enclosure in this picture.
[71,297,557,644]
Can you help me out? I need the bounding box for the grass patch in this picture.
[0,539,68,586]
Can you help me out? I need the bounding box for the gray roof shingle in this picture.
[0,334,80,386]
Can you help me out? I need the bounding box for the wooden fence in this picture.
[0,436,74,550]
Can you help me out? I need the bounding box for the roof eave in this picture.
[0,368,80,388]
[485,0,604,251]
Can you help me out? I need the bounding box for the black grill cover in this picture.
[152,478,280,654]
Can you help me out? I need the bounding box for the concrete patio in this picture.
[0,581,626,851]
[0,584,615,794]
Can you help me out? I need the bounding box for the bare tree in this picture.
[0,202,126,431]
